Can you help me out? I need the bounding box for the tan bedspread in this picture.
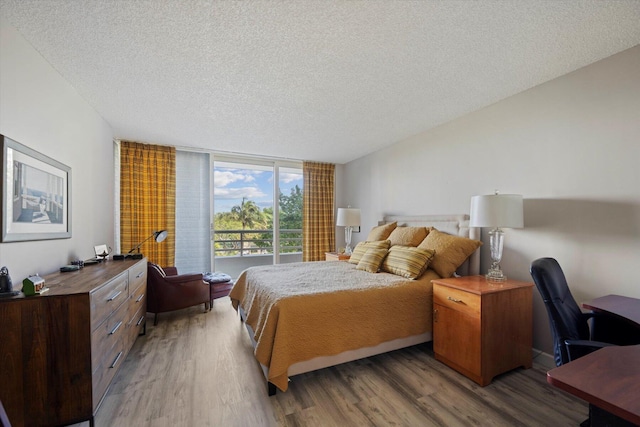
[229,261,438,392]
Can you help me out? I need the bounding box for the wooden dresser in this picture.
[0,258,147,427]
[431,275,533,386]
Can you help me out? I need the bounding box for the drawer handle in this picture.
[136,315,145,326]
[447,296,465,304]
[136,294,144,303]
[434,308,438,323]
[136,272,144,279]
[110,351,123,368]
[107,290,122,302]
[109,321,123,335]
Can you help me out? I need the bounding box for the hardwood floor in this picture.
[94,297,587,426]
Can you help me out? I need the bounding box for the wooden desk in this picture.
[583,294,640,326]
[547,345,640,426]
[583,294,640,345]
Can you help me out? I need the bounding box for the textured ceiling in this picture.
[1,1,639,164]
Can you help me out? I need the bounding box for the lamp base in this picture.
[128,253,144,260]
[485,266,507,282]
[344,226,354,255]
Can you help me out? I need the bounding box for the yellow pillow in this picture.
[366,222,397,241]
[418,229,482,278]
[381,246,435,279]
[388,226,430,247]
[348,240,391,264]
[356,248,389,273]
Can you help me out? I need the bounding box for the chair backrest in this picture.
[530,257,590,366]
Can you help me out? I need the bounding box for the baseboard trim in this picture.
[532,348,556,370]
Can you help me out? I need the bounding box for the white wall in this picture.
[342,45,640,354]
[0,19,114,283]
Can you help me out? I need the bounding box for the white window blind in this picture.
[175,150,211,273]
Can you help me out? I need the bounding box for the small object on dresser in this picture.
[0,266,20,297]
[70,259,84,268]
[23,274,48,296]
[94,244,111,260]
[60,265,81,272]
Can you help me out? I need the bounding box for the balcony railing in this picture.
[213,228,302,257]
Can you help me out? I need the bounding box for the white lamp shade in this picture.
[469,194,523,228]
[336,208,361,227]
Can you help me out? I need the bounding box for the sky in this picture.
[213,163,302,214]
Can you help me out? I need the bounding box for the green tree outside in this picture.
[214,187,303,256]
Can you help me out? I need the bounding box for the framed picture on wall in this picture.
[1,135,71,242]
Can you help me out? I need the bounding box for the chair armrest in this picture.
[163,266,178,276]
[163,273,204,284]
[564,339,615,362]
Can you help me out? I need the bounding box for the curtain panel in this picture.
[120,141,176,267]
[302,161,335,261]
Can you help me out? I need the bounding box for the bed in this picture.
[229,214,481,394]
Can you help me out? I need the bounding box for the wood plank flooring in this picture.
[94,297,588,426]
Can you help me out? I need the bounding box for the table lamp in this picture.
[114,230,168,260]
[470,192,523,282]
[336,207,361,255]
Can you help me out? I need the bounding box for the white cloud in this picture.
[280,172,302,184]
[214,170,256,187]
[214,186,266,200]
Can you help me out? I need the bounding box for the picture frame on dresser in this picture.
[0,135,71,242]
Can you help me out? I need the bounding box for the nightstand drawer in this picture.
[433,285,480,317]
[432,276,533,386]
[325,252,351,261]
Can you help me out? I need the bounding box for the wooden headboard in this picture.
[379,214,480,276]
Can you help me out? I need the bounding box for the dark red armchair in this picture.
[147,263,209,325]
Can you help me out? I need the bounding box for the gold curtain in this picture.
[302,161,335,261]
[120,141,176,267]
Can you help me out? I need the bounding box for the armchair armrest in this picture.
[163,266,178,276]
[164,273,204,284]
[564,339,615,362]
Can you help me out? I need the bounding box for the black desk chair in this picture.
[530,257,614,367]
[0,398,11,427]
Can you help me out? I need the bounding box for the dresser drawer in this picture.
[433,284,480,317]
[92,337,127,409]
[129,260,147,294]
[91,300,129,372]
[90,272,129,331]
[128,280,146,319]
[127,304,146,348]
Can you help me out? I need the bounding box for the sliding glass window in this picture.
[212,157,303,278]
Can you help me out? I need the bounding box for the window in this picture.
[213,161,274,257]
[212,157,303,277]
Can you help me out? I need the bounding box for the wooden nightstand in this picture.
[325,252,351,261]
[431,275,533,386]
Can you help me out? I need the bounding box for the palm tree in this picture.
[230,198,265,229]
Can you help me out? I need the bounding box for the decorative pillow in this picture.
[149,262,166,277]
[418,229,482,278]
[388,226,430,247]
[356,248,389,273]
[348,240,391,264]
[366,222,397,241]
[381,246,436,279]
